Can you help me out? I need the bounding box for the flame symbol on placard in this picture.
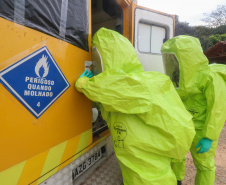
[35,55,49,78]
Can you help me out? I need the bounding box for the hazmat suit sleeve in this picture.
[76,68,195,160]
[202,72,226,141]
[75,69,152,114]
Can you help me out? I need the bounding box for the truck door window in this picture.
[138,23,166,54]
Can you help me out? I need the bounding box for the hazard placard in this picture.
[0,46,70,118]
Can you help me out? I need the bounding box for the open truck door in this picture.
[133,6,175,73]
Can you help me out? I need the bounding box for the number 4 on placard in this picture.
[37,102,40,107]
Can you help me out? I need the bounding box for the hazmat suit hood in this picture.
[161,35,209,92]
[209,63,226,81]
[92,27,144,73]
[161,35,226,141]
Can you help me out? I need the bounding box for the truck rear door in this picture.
[133,6,174,73]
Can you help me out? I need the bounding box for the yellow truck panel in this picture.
[0,16,92,173]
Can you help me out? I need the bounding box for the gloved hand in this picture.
[79,70,93,78]
[196,138,213,154]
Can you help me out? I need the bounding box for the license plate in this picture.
[72,149,102,180]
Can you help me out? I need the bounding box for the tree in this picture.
[212,25,226,34]
[175,15,193,36]
[202,5,226,27]
[209,34,226,45]
[175,14,226,52]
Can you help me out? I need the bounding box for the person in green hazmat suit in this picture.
[161,35,226,185]
[75,28,196,185]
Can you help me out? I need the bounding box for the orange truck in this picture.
[0,0,175,184]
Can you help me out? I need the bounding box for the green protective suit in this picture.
[76,28,195,185]
[161,35,226,185]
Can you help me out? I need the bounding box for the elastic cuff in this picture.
[75,77,89,92]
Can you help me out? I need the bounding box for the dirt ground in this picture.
[183,125,226,185]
